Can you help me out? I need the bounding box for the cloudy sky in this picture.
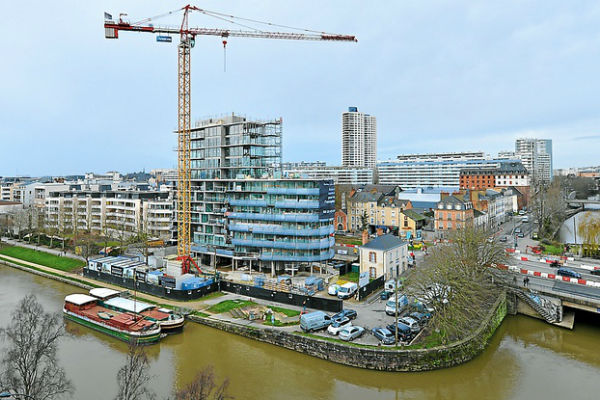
[1,0,599,176]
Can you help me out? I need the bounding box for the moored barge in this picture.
[89,288,185,332]
[63,294,162,344]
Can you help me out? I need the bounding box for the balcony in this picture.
[266,188,319,195]
[259,249,334,262]
[227,212,320,223]
[274,200,319,209]
[228,223,334,237]
[228,199,267,207]
[231,237,334,250]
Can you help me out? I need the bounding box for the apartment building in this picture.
[342,107,377,168]
[377,152,517,188]
[45,189,174,240]
[346,185,412,234]
[188,114,335,274]
[282,162,374,185]
[459,161,529,202]
[434,195,474,236]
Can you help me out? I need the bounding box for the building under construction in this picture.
[189,114,335,275]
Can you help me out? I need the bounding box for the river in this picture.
[1,265,599,400]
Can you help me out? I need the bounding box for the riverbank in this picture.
[0,256,507,371]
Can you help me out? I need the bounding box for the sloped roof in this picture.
[402,209,427,221]
[361,234,407,251]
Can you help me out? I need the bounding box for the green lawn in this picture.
[542,244,564,256]
[340,272,359,283]
[207,299,257,314]
[0,246,84,272]
[268,305,300,317]
[335,235,362,246]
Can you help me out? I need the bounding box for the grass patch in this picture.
[194,311,210,318]
[335,235,362,246]
[268,305,300,317]
[340,272,359,283]
[542,244,564,256]
[0,246,84,272]
[207,299,256,314]
[262,319,298,327]
[199,291,226,301]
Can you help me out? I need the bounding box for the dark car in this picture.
[550,261,561,268]
[332,309,357,321]
[372,327,396,345]
[385,322,412,341]
[557,267,582,279]
[591,269,600,276]
[410,311,431,323]
[380,290,393,300]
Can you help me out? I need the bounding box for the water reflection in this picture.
[2,265,600,400]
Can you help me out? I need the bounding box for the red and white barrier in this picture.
[503,265,600,288]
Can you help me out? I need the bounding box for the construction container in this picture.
[160,275,176,289]
[254,276,266,287]
[305,276,324,291]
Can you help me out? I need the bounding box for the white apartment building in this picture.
[282,162,374,185]
[342,107,376,168]
[45,190,174,240]
[377,152,515,188]
[509,138,553,184]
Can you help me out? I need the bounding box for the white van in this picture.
[337,282,358,299]
[385,294,408,315]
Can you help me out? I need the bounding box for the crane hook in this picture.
[222,40,228,72]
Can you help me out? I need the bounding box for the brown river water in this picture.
[1,265,599,400]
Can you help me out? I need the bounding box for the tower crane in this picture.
[103,5,357,274]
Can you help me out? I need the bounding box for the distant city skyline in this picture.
[2,1,599,176]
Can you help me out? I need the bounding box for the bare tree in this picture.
[530,178,565,239]
[114,342,155,400]
[74,230,100,264]
[173,366,232,400]
[0,294,73,400]
[403,227,507,344]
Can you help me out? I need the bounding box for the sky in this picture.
[1,0,599,177]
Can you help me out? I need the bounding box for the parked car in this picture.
[398,316,421,333]
[339,326,365,341]
[380,290,394,300]
[332,309,357,321]
[518,210,525,215]
[300,311,332,333]
[410,311,431,323]
[532,232,539,240]
[372,327,396,345]
[499,236,508,243]
[337,282,358,300]
[385,295,408,316]
[328,284,341,296]
[515,227,522,234]
[517,232,525,238]
[385,322,412,341]
[385,279,402,291]
[557,267,582,279]
[327,317,352,335]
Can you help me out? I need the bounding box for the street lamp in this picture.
[0,391,36,400]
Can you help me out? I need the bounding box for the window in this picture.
[369,252,377,263]
[370,218,374,224]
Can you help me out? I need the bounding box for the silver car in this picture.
[339,326,365,341]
